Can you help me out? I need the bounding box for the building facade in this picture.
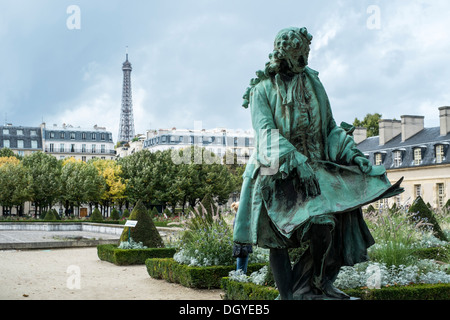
[0,124,43,157]
[141,127,255,164]
[42,123,116,161]
[356,106,450,210]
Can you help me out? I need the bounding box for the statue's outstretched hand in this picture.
[354,156,372,174]
[296,162,321,198]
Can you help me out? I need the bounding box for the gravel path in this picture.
[0,247,223,300]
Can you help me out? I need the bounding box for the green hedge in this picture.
[221,277,279,300]
[97,244,176,265]
[145,258,266,289]
[221,278,450,300]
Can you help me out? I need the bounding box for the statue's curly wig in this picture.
[242,27,313,108]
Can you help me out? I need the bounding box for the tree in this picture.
[22,152,62,217]
[91,159,126,214]
[60,158,103,217]
[0,162,31,215]
[118,149,156,205]
[353,113,382,137]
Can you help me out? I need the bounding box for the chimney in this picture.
[401,115,424,142]
[353,127,367,144]
[439,106,450,136]
[379,119,401,145]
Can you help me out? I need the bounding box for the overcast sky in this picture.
[1,0,449,141]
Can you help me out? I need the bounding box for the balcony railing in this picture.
[45,148,116,155]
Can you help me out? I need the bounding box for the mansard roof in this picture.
[357,127,450,169]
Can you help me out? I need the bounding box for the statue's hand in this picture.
[296,162,321,198]
[354,156,372,174]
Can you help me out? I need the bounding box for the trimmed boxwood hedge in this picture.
[145,258,266,289]
[97,244,176,265]
[221,278,450,300]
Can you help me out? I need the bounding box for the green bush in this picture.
[90,207,103,222]
[120,200,164,248]
[145,258,265,289]
[221,278,450,300]
[43,210,57,221]
[97,244,175,265]
[408,196,448,241]
[122,209,130,218]
[110,208,120,220]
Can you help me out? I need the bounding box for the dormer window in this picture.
[413,148,422,165]
[436,144,444,164]
[375,153,382,165]
[393,150,402,167]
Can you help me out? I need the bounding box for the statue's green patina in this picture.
[234,27,403,300]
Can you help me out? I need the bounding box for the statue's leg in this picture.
[309,224,349,299]
[269,248,293,300]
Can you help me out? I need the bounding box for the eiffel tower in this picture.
[118,50,135,143]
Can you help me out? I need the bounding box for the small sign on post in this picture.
[124,220,138,243]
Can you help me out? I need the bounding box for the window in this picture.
[170,136,175,143]
[82,133,87,140]
[436,145,444,164]
[49,143,54,152]
[161,136,167,142]
[70,132,75,140]
[393,150,402,167]
[91,133,96,140]
[414,148,422,165]
[82,144,86,153]
[82,156,86,162]
[17,129,23,136]
[71,144,75,153]
[375,153,382,165]
[60,132,65,139]
[31,140,37,149]
[437,183,445,208]
[30,130,37,136]
[414,184,421,198]
[50,132,55,138]
[190,136,194,144]
[91,144,96,153]
[17,140,24,148]
[101,144,105,153]
[3,129,9,135]
[179,136,184,142]
[60,144,65,152]
[3,139,10,148]
[101,133,105,141]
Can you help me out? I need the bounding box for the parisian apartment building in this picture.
[117,127,255,164]
[0,122,116,161]
[356,106,450,210]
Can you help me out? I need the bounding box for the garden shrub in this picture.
[90,207,103,222]
[110,208,120,220]
[43,210,57,220]
[120,200,164,248]
[221,278,450,300]
[122,209,130,218]
[145,258,265,289]
[97,244,175,265]
[408,196,448,241]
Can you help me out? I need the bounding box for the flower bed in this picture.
[145,257,266,289]
[97,244,176,265]
[221,277,450,300]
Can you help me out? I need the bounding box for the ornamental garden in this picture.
[1,147,449,299]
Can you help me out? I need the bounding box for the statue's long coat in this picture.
[233,67,403,259]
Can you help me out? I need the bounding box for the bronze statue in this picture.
[233,27,403,299]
